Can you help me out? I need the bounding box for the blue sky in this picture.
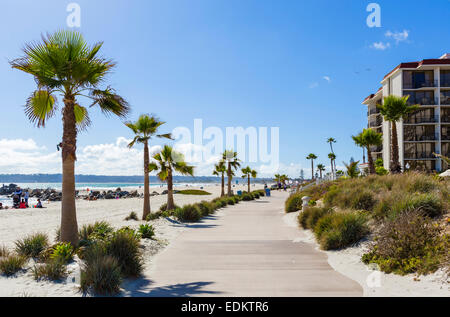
[0,0,449,177]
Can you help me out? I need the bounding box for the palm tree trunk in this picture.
[311,160,314,179]
[390,121,401,173]
[142,141,150,220]
[330,159,334,178]
[227,163,232,196]
[167,168,175,210]
[367,147,375,174]
[221,172,225,197]
[247,175,250,193]
[60,96,79,246]
[362,147,366,164]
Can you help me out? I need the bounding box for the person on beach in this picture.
[35,199,43,208]
[0,202,3,210]
[19,199,27,209]
[24,190,29,207]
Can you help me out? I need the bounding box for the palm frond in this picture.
[90,87,130,118]
[24,90,57,127]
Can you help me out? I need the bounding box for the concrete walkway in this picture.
[124,191,363,297]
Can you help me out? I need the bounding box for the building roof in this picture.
[383,58,450,81]
[362,87,382,104]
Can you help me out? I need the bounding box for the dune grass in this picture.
[176,189,211,195]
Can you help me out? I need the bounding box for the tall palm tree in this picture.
[125,115,171,220]
[328,153,336,177]
[327,137,337,172]
[316,164,326,179]
[212,160,226,197]
[10,31,130,245]
[222,150,241,196]
[343,161,360,178]
[306,153,318,179]
[274,174,282,183]
[352,133,366,164]
[353,128,383,175]
[153,145,194,210]
[377,95,419,173]
[241,166,257,193]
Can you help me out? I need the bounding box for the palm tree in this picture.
[153,145,194,210]
[353,128,383,175]
[10,31,130,245]
[125,115,171,220]
[316,164,326,179]
[327,137,337,172]
[352,133,366,164]
[212,160,226,197]
[306,153,318,179]
[377,95,419,173]
[328,153,336,177]
[274,174,282,182]
[223,150,241,196]
[343,161,360,178]
[241,166,257,193]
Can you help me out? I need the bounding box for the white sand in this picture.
[0,183,262,297]
[283,211,450,297]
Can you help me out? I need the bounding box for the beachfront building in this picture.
[362,53,450,172]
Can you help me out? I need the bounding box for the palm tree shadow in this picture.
[122,280,223,297]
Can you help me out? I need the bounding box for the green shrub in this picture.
[0,245,9,257]
[80,248,122,295]
[124,211,138,221]
[197,201,214,216]
[79,221,114,246]
[242,193,254,201]
[146,211,163,221]
[298,208,312,229]
[362,210,448,275]
[0,255,27,276]
[390,193,443,218]
[316,212,369,250]
[253,192,260,199]
[375,166,388,175]
[50,242,74,263]
[15,233,49,258]
[285,193,302,213]
[138,224,155,239]
[350,191,376,211]
[306,207,331,229]
[217,199,228,207]
[175,204,202,222]
[226,197,235,205]
[32,258,67,281]
[105,231,143,277]
[159,203,180,212]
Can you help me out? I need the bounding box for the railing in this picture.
[404,152,437,159]
[441,96,450,105]
[404,133,439,142]
[404,116,439,124]
[406,97,437,106]
[441,115,450,123]
[441,134,450,141]
[370,146,383,153]
[369,118,383,128]
[403,80,438,89]
[369,108,380,115]
[440,79,450,88]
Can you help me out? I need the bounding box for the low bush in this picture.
[80,249,122,295]
[32,259,68,281]
[138,224,155,239]
[298,207,332,230]
[175,204,202,222]
[15,233,49,258]
[253,192,260,199]
[242,193,254,201]
[362,210,448,275]
[79,221,114,246]
[197,201,214,216]
[226,197,235,205]
[0,245,9,257]
[146,211,163,221]
[50,242,74,263]
[105,231,143,277]
[350,191,376,211]
[159,203,180,212]
[124,211,138,221]
[285,193,302,213]
[0,255,27,276]
[315,212,369,250]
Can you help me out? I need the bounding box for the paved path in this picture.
[124,191,363,297]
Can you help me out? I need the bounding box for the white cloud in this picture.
[323,76,331,83]
[308,82,319,89]
[385,30,409,43]
[371,41,390,50]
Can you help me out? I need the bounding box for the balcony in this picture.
[441,79,450,88]
[370,146,383,153]
[403,80,438,89]
[404,133,439,142]
[404,116,439,124]
[369,118,383,128]
[441,115,450,123]
[404,152,437,160]
[442,134,450,141]
[407,98,437,106]
[368,108,380,116]
[441,95,450,105]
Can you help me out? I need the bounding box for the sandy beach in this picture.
[0,183,263,296]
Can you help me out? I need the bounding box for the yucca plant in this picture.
[10,31,130,245]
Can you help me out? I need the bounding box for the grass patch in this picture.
[175,204,202,222]
[138,224,155,239]
[124,211,138,221]
[32,259,68,281]
[176,189,211,195]
[285,193,302,213]
[0,255,27,276]
[15,233,49,258]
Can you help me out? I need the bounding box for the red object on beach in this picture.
[19,202,27,209]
